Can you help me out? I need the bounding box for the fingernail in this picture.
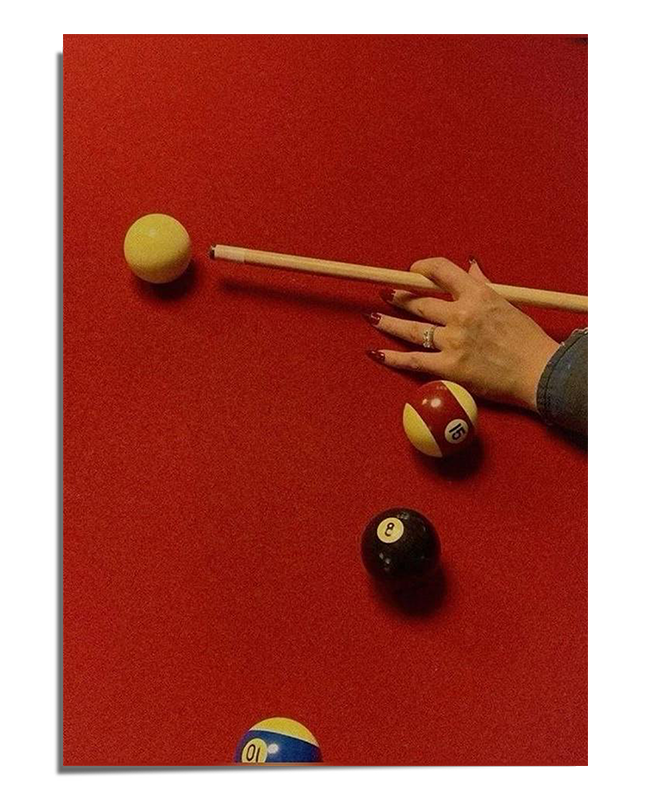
[380,288,396,304]
[363,312,381,325]
[468,255,477,265]
[366,349,386,364]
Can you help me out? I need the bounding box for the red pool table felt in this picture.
[63,34,588,766]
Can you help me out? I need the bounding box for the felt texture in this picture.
[63,34,587,766]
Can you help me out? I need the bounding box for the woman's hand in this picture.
[365,257,560,410]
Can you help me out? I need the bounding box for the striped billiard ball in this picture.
[234,717,322,764]
[403,380,478,458]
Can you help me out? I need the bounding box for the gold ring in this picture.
[423,326,438,350]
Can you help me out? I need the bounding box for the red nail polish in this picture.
[380,289,396,304]
[366,350,385,364]
[363,312,381,325]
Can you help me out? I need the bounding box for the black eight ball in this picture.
[361,508,440,589]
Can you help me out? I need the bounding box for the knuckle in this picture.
[454,307,472,326]
[421,300,441,320]
[449,331,465,350]
[409,257,439,277]
[409,353,425,371]
[409,259,430,275]
[475,286,496,307]
[409,323,423,342]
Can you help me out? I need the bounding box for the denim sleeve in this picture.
[536,329,588,437]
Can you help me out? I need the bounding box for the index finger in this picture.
[410,257,477,299]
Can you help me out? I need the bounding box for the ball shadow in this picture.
[131,260,197,301]
[368,564,448,620]
[411,437,485,480]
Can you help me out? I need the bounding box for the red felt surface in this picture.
[63,35,587,766]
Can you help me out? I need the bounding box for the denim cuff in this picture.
[537,329,588,437]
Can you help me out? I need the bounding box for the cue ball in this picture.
[234,717,322,764]
[403,380,478,458]
[361,507,440,589]
[123,213,191,284]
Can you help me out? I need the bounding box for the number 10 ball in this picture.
[234,717,322,764]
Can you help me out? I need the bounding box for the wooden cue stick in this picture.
[209,244,588,313]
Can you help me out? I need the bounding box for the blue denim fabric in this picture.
[537,329,588,437]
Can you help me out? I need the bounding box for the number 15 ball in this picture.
[403,380,478,458]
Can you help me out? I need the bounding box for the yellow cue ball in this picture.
[124,213,191,284]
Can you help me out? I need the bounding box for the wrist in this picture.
[517,338,560,412]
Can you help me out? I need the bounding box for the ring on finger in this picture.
[422,326,439,350]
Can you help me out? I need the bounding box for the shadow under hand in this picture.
[546,425,588,452]
[218,276,371,314]
[479,398,588,454]
[131,260,197,301]
[369,565,448,620]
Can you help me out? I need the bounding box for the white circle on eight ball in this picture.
[444,418,469,444]
[377,517,405,544]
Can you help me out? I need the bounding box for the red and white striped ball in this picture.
[403,380,478,458]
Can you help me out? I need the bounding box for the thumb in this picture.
[468,255,490,283]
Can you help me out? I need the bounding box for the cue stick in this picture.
[209,245,588,313]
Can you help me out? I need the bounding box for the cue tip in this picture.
[208,245,217,259]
